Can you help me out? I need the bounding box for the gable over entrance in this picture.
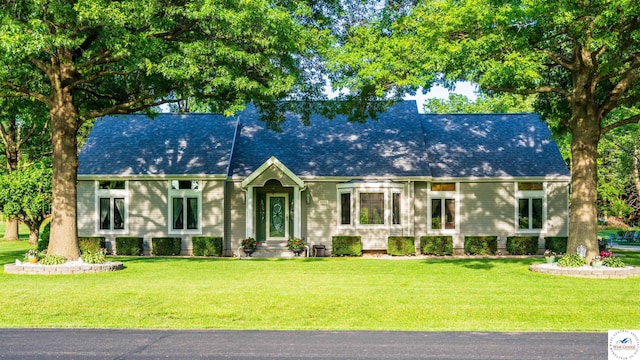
[241,157,306,242]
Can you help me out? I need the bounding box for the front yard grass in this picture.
[1,239,639,331]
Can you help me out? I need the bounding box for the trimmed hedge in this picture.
[464,236,498,255]
[420,236,453,255]
[192,236,223,256]
[78,237,106,254]
[152,237,182,256]
[387,236,415,256]
[544,237,568,254]
[115,237,144,256]
[332,236,362,256]
[506,236,539,255]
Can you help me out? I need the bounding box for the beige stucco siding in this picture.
[459,182,515,237]
[304,181,338,248]
[226,180,247,254]
[77,181,96,236]
[77,179,225,255]
[546,181,569,236]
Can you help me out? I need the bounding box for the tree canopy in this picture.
[0,0,338,259]
[329,0,640,259]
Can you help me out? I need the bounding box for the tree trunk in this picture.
[46,58,80,260]
[28,227,39,246]
[567,108,600,261]
[3,218,19,240]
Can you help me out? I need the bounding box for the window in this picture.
[516,182,545,232]
[392,193,401,225]
[428,182,458,232]
[169,180,202,234]
[360,193,384,224]
[340,192,351,225]
[336,182,404,227]
[96,181,128,233]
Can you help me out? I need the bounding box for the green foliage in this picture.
[464,236,497,255]
[387,236,415,256]
[81,249,106,264]
[424,93,534,114]
[0,160,52,237]
[115,237,144,256]
[506,236,539,255]
[544,237,568,254]
[152,237,182,256]
[78,237,106,254]
[603,256,626,268]
[420,236,453,256]
[37,223,50,252]
[557,254,585,268]
[331,236,362,256]
[38,254,67,265]
[288,237,305,250]
[192,236,223,257]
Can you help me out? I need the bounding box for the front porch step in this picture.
[240,241,308,258]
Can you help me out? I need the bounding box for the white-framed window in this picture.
[96,180,128,234]
[168,180,202,234]
[337,182,404,228]
[428,182,459,233]
[515,182,546,233]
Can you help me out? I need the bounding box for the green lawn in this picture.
[1,239,639,331]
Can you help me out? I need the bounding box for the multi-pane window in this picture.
[429,183,457,231]
[337,183,404,227]
[96,181,127,232]
[517,182,544,231]
[359,193,384,224]
[169,180,201,233]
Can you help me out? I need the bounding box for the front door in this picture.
[266,194,289,240]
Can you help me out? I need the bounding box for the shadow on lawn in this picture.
[420,256,539,270]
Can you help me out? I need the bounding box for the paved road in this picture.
[0,329,606,359]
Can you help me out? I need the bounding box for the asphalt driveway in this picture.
[0,329,606,359]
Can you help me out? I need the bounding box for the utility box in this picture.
[313,245,326,257]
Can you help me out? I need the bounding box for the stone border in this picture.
[530,263,640,278]
[3,261,124,275]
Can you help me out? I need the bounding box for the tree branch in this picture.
[601,113,640,135]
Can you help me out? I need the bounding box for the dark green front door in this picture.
[267,194,288,239]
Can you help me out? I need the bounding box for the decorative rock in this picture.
[530,263,640,278]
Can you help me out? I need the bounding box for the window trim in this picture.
[427,182,459,234]
[336,182,405,229]
[168,180,203,235]
[515,182,547,234]
[95,180,129,235]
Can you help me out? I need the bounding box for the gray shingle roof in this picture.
[78,101,569,179]
[422,113,569,178]
[78,113,237,176]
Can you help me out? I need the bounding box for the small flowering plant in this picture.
[288,237,305,250]
[593,255,602,262]
[599,250,612,258]
[544,249,556,258]
[24,249,39,260]
[241,237,259,250]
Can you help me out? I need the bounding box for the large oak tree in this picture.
[329,0,640,260]
[0,0,336,259]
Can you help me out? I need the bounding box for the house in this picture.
[77,101,570,256]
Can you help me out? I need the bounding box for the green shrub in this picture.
[115,237,144,256]
[387,236,415,256]
[37,223,50,252]
[192,236,223,256]
[544,237,568,254]
[506,236,539,255]
[78,237,106,254]
[332,236,362,256]
[603,256,626,268]
[557,254,585,267]
[152,237,182,256]
[39,254,67,265]
[464,236,498,255]
[420,236,453,255]
[81,249,106,264]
